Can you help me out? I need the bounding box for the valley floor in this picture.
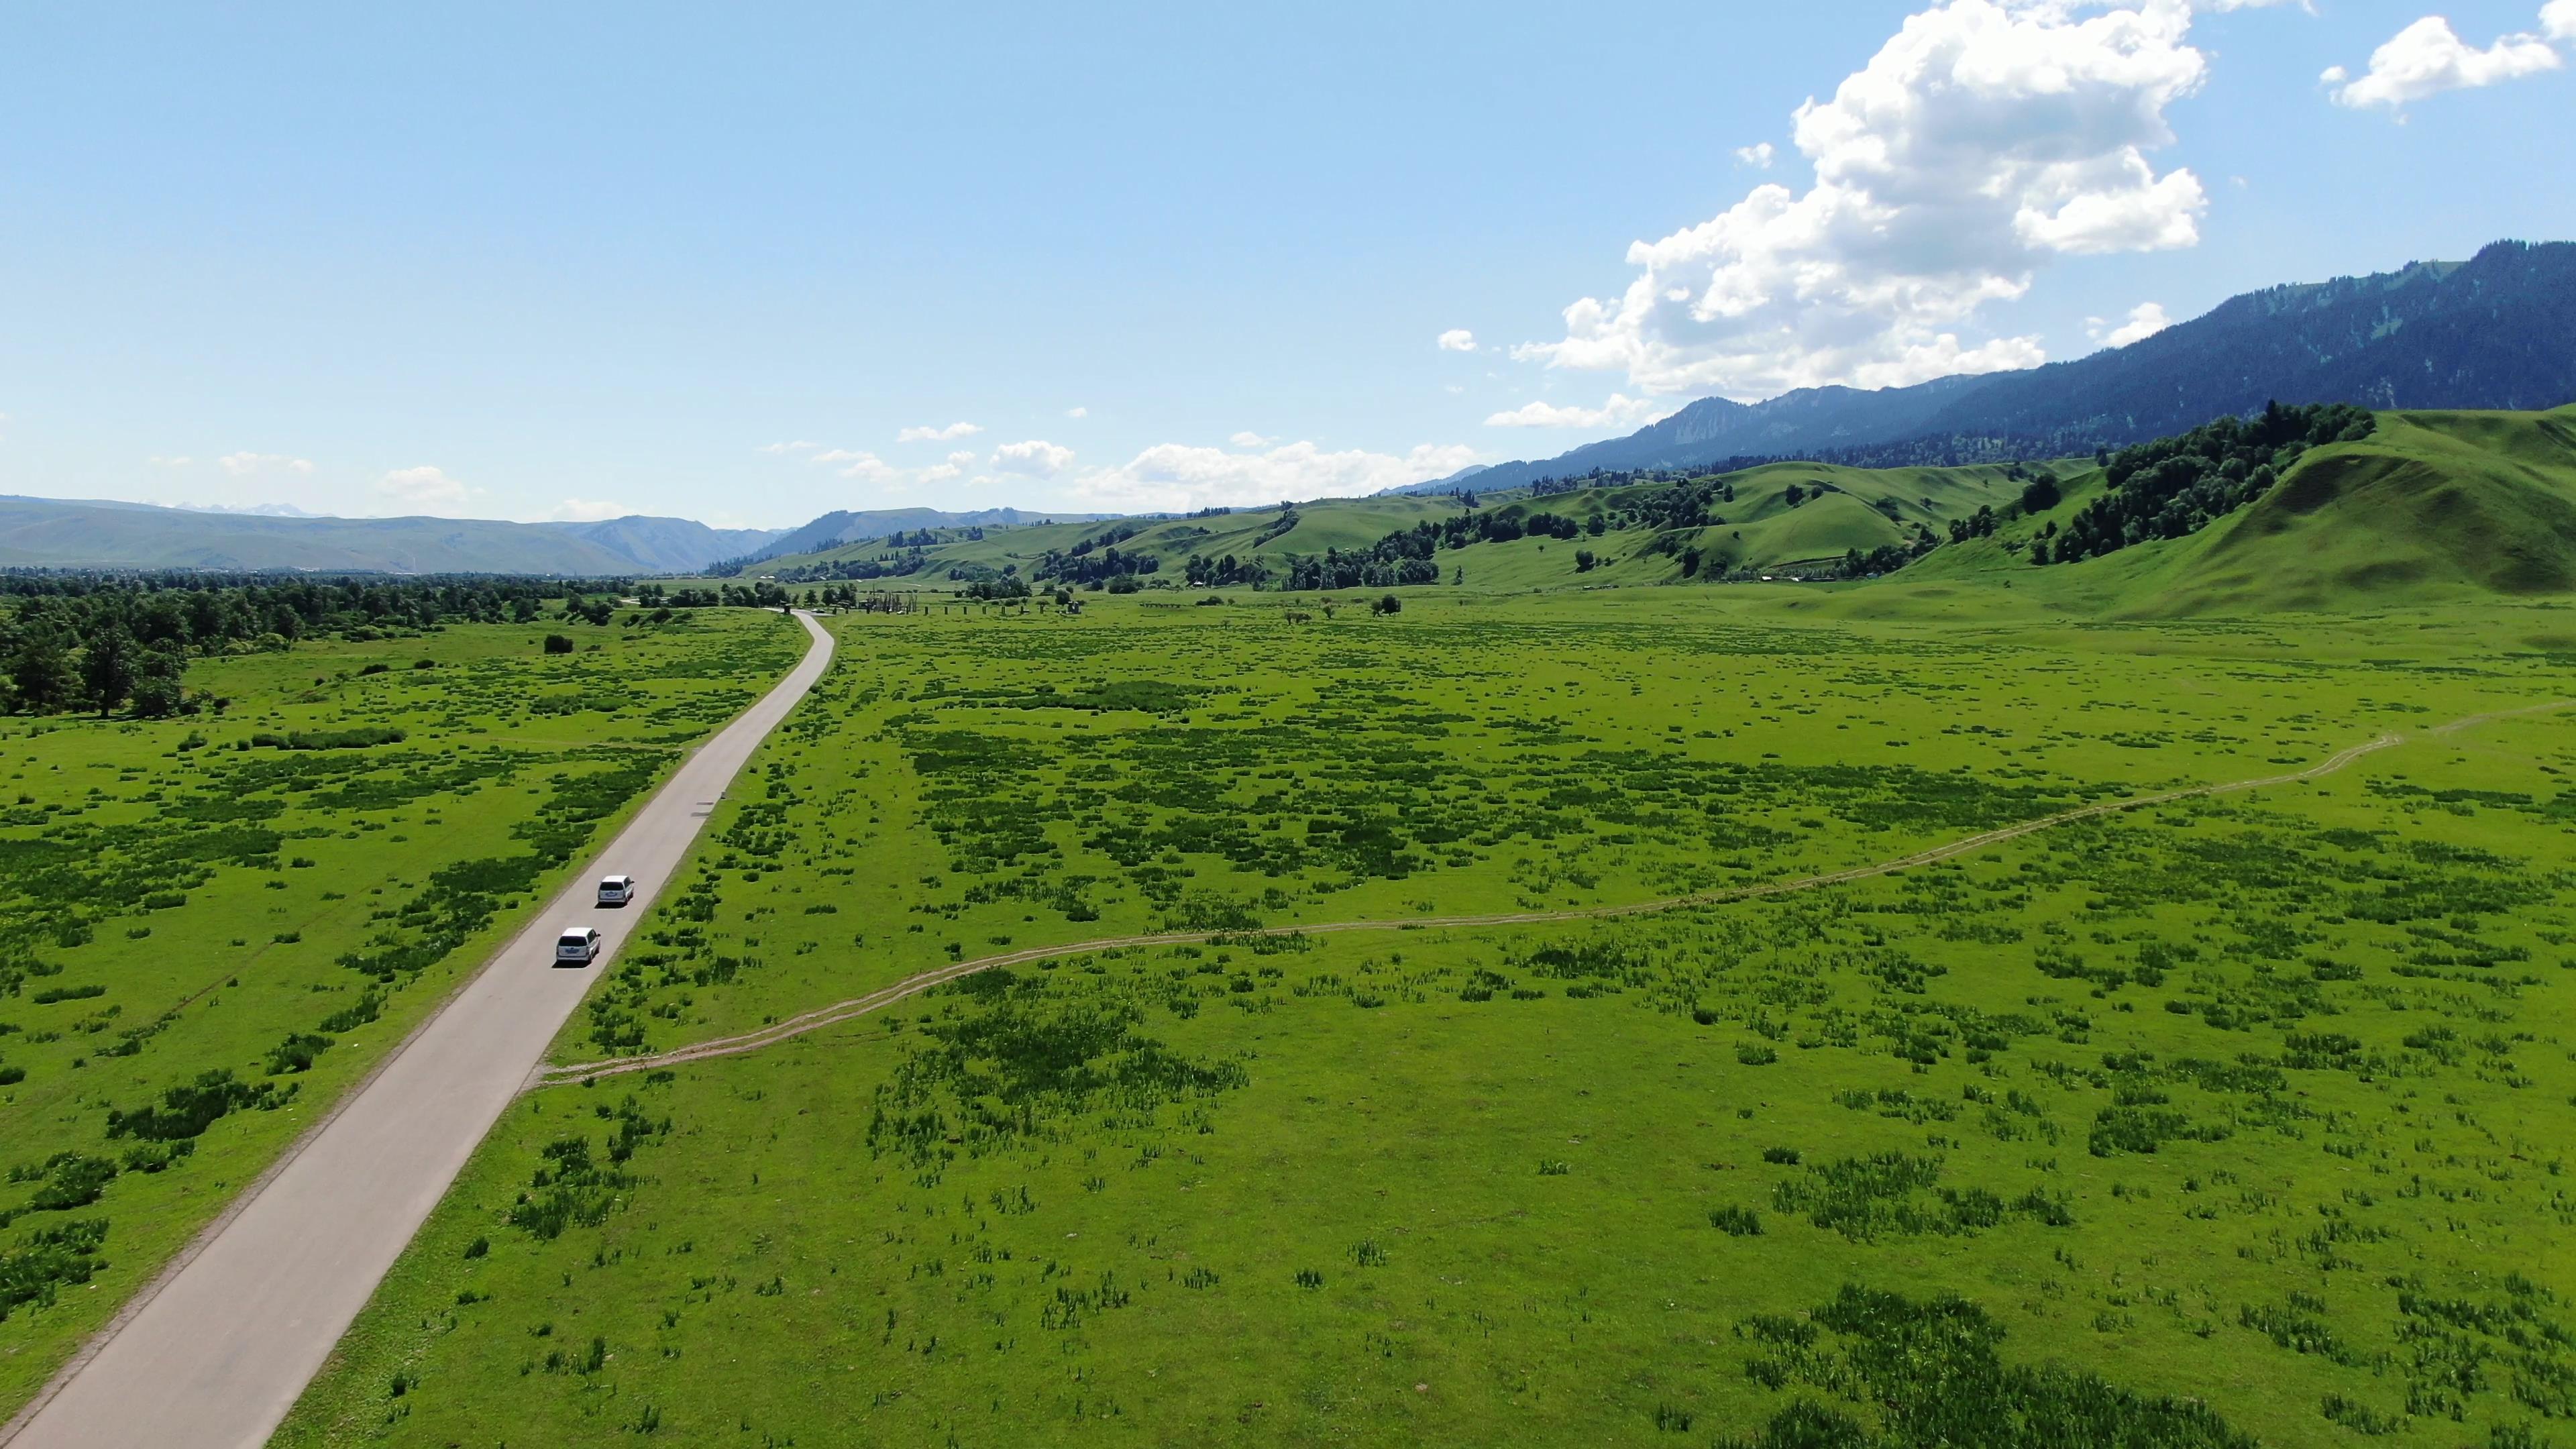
[276,590,2576,1447]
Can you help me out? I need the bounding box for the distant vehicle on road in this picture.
[555,927,602,967]
[597,874,636,906]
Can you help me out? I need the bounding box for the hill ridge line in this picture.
[535,698,2573,1088]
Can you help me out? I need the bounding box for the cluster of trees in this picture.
[1268,505,1607,590]
[1945,477,2060,545]
[657,582,795,608]
[1839,529,1938,578]
[1183,554,1271,589]
[1034,545,1159,588]
[761,551,928,584]
[0,572,588,641]
[1632,479,1737,532]
[1063,524,1142,557]
[1278,549,1440,591]
[0,574,643,717]
[2037,402,2373,565]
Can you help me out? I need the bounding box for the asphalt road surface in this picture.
[5,610,834,1449]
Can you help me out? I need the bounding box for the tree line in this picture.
[0,573,797,718]
[2035,402,2374,566]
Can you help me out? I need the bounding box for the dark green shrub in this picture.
[1711,1206,1764,1236]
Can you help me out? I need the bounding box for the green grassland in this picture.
[278,589,2576,1447]
[0,605,808,1411]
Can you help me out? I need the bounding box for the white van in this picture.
[597,874,636,907]
[555,927,602,967]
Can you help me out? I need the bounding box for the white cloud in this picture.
[1065,440,1479,513]
[993,439,1076,476]
[148,455,194,468]
[376,466,477,515]
[2086,301,2174,347]
[544,498,631,523]
[1436,329,1478,352]
[918,449,978,484]
[218,451,315,478]
[897,421,983,443]
[2324,15,2561,111]
[757,439,818,455]
[817,450,898,482]
[2547,0,2576,42]
[1229,431,1279,448]
[1517,0,2246,402]
[1735,142,1778,168]
[1065,406,1089,419]
[1483,394,1671,429]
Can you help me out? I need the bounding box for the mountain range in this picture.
[0,496,784,576]
[1398,239,2576,494]
[4,241,2570,575]
[722,507,1113,570]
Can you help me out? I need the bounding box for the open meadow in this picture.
[0,604,809,1411]
[274,588,2576,1448]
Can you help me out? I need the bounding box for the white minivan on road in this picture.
[597,874,636,907]
[555,927,602,967]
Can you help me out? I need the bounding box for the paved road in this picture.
[5,610,835,1449]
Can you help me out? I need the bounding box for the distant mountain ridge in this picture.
[0,496,784,576]
[727,506,1112,570]
[543,515,786,574]
[1403,239,2576,494]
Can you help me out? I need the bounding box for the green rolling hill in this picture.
[764,405,2576,621]
[756,460,2040,590]
[1886,405,2576,617]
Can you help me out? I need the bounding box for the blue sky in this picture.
[3,1,2571,528]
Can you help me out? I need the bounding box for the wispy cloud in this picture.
[219,451,315,478]
[2323,14,2562,113]
[918,449,979,484]
[376,465,476,514]
[543,498,631,523]
[993,439,1075,476]
[896,421,983,443]
[1436,329,1477,353]
[1065,439,1478,513]
[1484,394,1666,429]
[2086,301,2174,347]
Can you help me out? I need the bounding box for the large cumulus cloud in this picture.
[1514,0,2269,405]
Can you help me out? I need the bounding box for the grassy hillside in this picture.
[760,462,2037,590]
[761,406,2576,623]
[1866,406,2576,619]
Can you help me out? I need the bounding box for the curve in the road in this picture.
[2,611,836,1449]
[542,698,2574,1089]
